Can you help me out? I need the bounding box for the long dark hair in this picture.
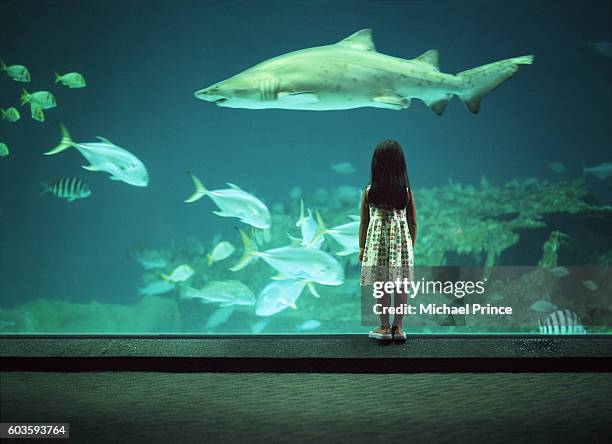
[367,139,410,210]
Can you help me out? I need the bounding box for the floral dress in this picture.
[360,191,415,286]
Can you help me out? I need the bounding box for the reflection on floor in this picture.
[2,372,611,442]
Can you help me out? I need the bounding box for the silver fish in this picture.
[184,172,271,229]
[330,162,355,174]
[289,199,323,249]
[45,122,149,187]
[255,280,306,316]
[232,229,344,286]
[582,280,598,291]
[529,299,558,314]
[180,280,255,307]
[589,40,612,57]
[308,212,360,256]
[583,163,612,180]
[207,241,236,266]
[138,280,176,296]
[547,161,565,173]
[549,266,570,278]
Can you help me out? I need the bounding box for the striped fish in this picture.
[41,178,92,202]
[538,309,586,335]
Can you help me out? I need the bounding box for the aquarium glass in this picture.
[1,0,611,335]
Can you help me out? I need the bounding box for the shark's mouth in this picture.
[216,98,228,104]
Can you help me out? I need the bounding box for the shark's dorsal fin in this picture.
[226,182,242,190]
[337,29,377,52]
[414,49,440,70]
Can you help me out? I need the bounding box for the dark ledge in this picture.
[1,335,611,373]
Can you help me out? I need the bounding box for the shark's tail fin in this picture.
[457,55,534,113]
[44,121,74,155]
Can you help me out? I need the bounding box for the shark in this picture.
[195,29,534,115]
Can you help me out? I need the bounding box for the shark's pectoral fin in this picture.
[278,92,320,105]
[373,95,410,110]
[109,176,122,181]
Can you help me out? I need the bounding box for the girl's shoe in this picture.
[391,325,406,343]
[368,326,392,340]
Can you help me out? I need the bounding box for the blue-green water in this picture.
[0,0,611,334]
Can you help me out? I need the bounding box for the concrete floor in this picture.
[2,372,611,443]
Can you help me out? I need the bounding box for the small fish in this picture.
[583,163,612,180]
[138,280,176,296]
[30,103,45,122]
[207,241,235,266]
[529,299,558,314]
[45,122,149,187]
[162,264,194,283]
[297,319,322,331]
[130,246,170,270]
[289,199,323,249]
[582,280,598,291]
[0,143,9,157]
[41,177,91,202]
[256,280,307,316]
[204,306,235,331]
[55,72,86,88]
[251,318,270,333]
[547,161,565,173]
[589,40,612,57]
[184,172,271,229]
[330,162,355,175]
[20,89,56,109]
[0,320,16,330]
[0,60,30,82]
[549,266,570,278]
[1,107,20,122]
[538,309,586,335]
[180,280,255,307]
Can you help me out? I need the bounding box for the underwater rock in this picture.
[0,295,180,333]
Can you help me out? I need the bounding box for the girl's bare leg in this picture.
[392,289,408,328]
[378,289,391,328]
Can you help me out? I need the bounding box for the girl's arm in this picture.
[358,188,370,261]
[407,188,417,246]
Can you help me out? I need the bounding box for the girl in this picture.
[359,140,417,342]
